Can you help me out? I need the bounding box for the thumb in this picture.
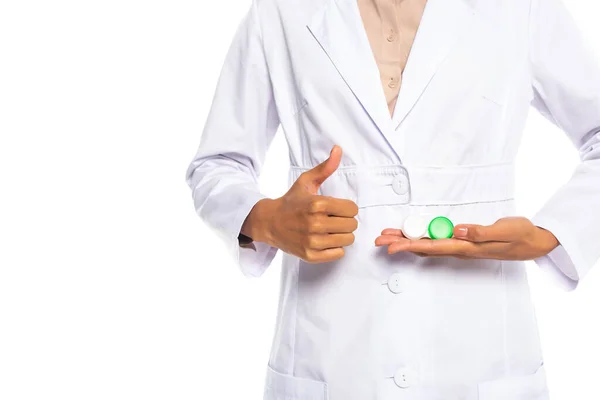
[453,220,517,243]
[301,145,342,191]
[453,224,488,242]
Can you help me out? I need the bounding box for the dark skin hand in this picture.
[241,145,359,263]
[375,216,560,260]
[242,146,559,263]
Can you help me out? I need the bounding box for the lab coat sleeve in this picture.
[185,2,280,277]
[528,0,600,290]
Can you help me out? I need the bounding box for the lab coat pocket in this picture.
[480,75,508,108]
[477,49,512,108]
[472,23,511,108]
[477,363,549,400]
[264,364,329,400]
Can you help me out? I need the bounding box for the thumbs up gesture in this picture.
[241,146,359,263]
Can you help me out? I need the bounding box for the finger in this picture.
[305,247,345,263]
[308,233,355,250]
[311,215,358,233]
[309,196,359,217]
[375,234,405,246]
[453,221,519,243]
[388,238,477,256]
[300,145,342,192]
[380,228,405,237]
[389,238,512,258]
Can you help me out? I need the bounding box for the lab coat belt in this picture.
[289,163,516,207]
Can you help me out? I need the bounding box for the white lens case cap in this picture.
[402,214,430,240]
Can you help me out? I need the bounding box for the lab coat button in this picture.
[392,175,409,195]
[387,272,404,294]
[393,367,415,388]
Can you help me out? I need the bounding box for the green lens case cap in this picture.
[428,216,454,239]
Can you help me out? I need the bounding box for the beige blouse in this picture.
[357,0,428,117]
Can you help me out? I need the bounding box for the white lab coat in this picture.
[186,0,600,398]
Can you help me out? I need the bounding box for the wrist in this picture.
[241,198,277,245]
[534,225,559,254]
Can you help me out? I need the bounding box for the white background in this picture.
[1,0,599,399]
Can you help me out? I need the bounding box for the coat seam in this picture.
[289,161,515,171]
[501,260,510,377]
[291,259,300,380]
[408,198,515,207]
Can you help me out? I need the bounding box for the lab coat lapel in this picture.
[392,0,477,128]
[307,0,393,146]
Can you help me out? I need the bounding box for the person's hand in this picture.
[242,145,359,263]
[374,216,559,260]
